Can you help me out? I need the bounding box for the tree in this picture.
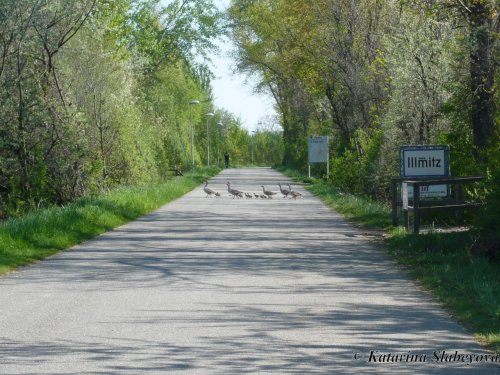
[228,0,498,200]
[131,0,225,72]
[425,0,499,151]
[229,0,317,166]
[461,0,498,150]
[0,0,96,207]
[0,0,225,218]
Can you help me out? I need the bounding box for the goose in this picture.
[214,191,221,197]
[226,181,243,199]
[253,193,260,199]
[288,184,303,199]
[261,185,277,199]
[278,183,291,198]
[203,181,216,197]
[245,193,253,199]
[260,194,268,199]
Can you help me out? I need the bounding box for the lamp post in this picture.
[217,122,222,166]
[189,99,200,172]
[205,112,214,166]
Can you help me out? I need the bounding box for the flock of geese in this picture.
[203,181,303,199]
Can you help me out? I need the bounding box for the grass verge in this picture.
[278,166,499,353]
[0,167,220,276]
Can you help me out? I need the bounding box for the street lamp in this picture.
[189,99,200,172]
[217,122,222,166]
[205,112,214,166]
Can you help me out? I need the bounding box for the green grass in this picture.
[307,181,392,229]
[278,166,500,353]
[0,167,220,275]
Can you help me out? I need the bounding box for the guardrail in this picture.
[391,176,484,234]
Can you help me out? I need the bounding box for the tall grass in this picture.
[0,167,220,275]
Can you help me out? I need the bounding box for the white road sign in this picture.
[402,148,446,177]
[400,146,449,198]
[308,136,329,163]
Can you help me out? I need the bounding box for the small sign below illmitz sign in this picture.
[400,145,450,198]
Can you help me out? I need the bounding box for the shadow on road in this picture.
[1,169,497,374]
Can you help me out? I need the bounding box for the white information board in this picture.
[308,136,329,179]
[308,136,329,163]
[400,146,449,198]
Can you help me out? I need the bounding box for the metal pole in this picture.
[205,113,213,167]
[326,137,330,180]
[327,155,329,180]
[207,117,210,166]
[189,100,199,173]
[190,105,194,173]
[217,122,222,166]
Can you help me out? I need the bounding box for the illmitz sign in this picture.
[403,149,446,176]
[400,145,450,198]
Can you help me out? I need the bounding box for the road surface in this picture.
[0,168,498,374]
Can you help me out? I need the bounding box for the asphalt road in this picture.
[0,168,498,374]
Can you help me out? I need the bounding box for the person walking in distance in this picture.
[224,151,230,168]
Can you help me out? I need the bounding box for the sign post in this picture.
[400,145,450,198]
[308,136,329,179]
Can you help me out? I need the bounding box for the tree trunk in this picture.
[469,2,495,149]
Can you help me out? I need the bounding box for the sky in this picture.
[209,1,276,131]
